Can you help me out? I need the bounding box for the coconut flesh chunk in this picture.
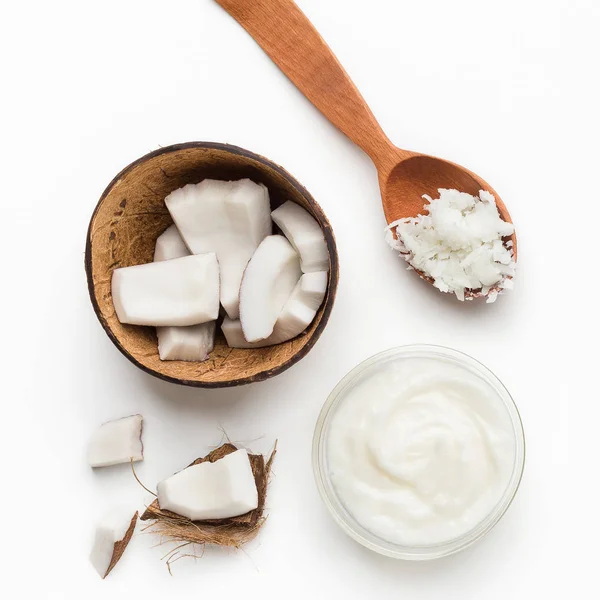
[87,414,144,468]
[165,179,272,319]
[223,271,328,348]
[239,235,301,343]
[89,508,138,578]
[221,317,267,349]
[157,449,259,521]
[153,223,190,262]
[291,270,329,311]
[153,226,216,361]
[271,200,329,273]
[271,271,328,342]
[111,253,220,326]
[157,322,216,361]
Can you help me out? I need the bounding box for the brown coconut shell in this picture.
[85,142,339,387]
[104,511,138,579]
[140,443,276,551]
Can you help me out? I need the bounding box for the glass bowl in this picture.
[312,345,525,560]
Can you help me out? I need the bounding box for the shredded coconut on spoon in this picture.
[385,189,515,302]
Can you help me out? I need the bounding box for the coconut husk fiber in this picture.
[141,443,276,556]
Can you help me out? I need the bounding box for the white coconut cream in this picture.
[326,354,517,547]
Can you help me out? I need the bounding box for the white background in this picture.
[1,0,597,597]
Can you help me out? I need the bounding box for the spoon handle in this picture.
[215,0,398,167]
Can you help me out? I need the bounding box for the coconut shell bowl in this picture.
[85,142,339,387]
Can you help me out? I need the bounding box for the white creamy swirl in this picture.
[327,357,516,546]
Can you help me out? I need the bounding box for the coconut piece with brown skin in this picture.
[89,509,138,579]
[87,415,144,468]
[141,443,276,553]
[157,448,258,520]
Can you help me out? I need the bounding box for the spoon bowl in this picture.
[381,153,517,297]
[381,153,517,251]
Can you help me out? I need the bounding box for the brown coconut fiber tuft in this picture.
[141,443,276,565]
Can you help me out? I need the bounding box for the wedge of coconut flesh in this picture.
[89,508,138,579]
[239,235,301,343]
[157,448,259,521]
[157,322,216,361]
[87,414,143,468]
[111,253,219,327]
[153,223,190,262]
[271,270,328,342]
[271,200,329,273]
[221,317,269,349]
[165,179,271,319]
[223,270,328,348]
[153,227,216,361]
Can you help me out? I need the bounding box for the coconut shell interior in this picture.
[86,142,338,387]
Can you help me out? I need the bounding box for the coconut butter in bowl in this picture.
[313,345,525,560]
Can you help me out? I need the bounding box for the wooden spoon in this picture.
[215,0,517,294]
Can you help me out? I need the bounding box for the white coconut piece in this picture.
[157,322,216,361]
[385,189,515,302]
[152,229,216,362]
[157,449,259,521]
[271,201,329,273]
[154,224,190,262]
[221,317,269,349]
[239,235,301,342]
[89,507,138,578]
[289,271,329,311]
[222,271,327,348]
[165,179,271,319]
[270,271,327,342]
[111,253,220,326]
[87,414,144,468]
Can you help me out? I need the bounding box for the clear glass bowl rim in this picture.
[312,344,526,560]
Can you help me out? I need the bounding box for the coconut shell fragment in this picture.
[90,510,138,579]
[105,512,138,578]
[141,443,276,552]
